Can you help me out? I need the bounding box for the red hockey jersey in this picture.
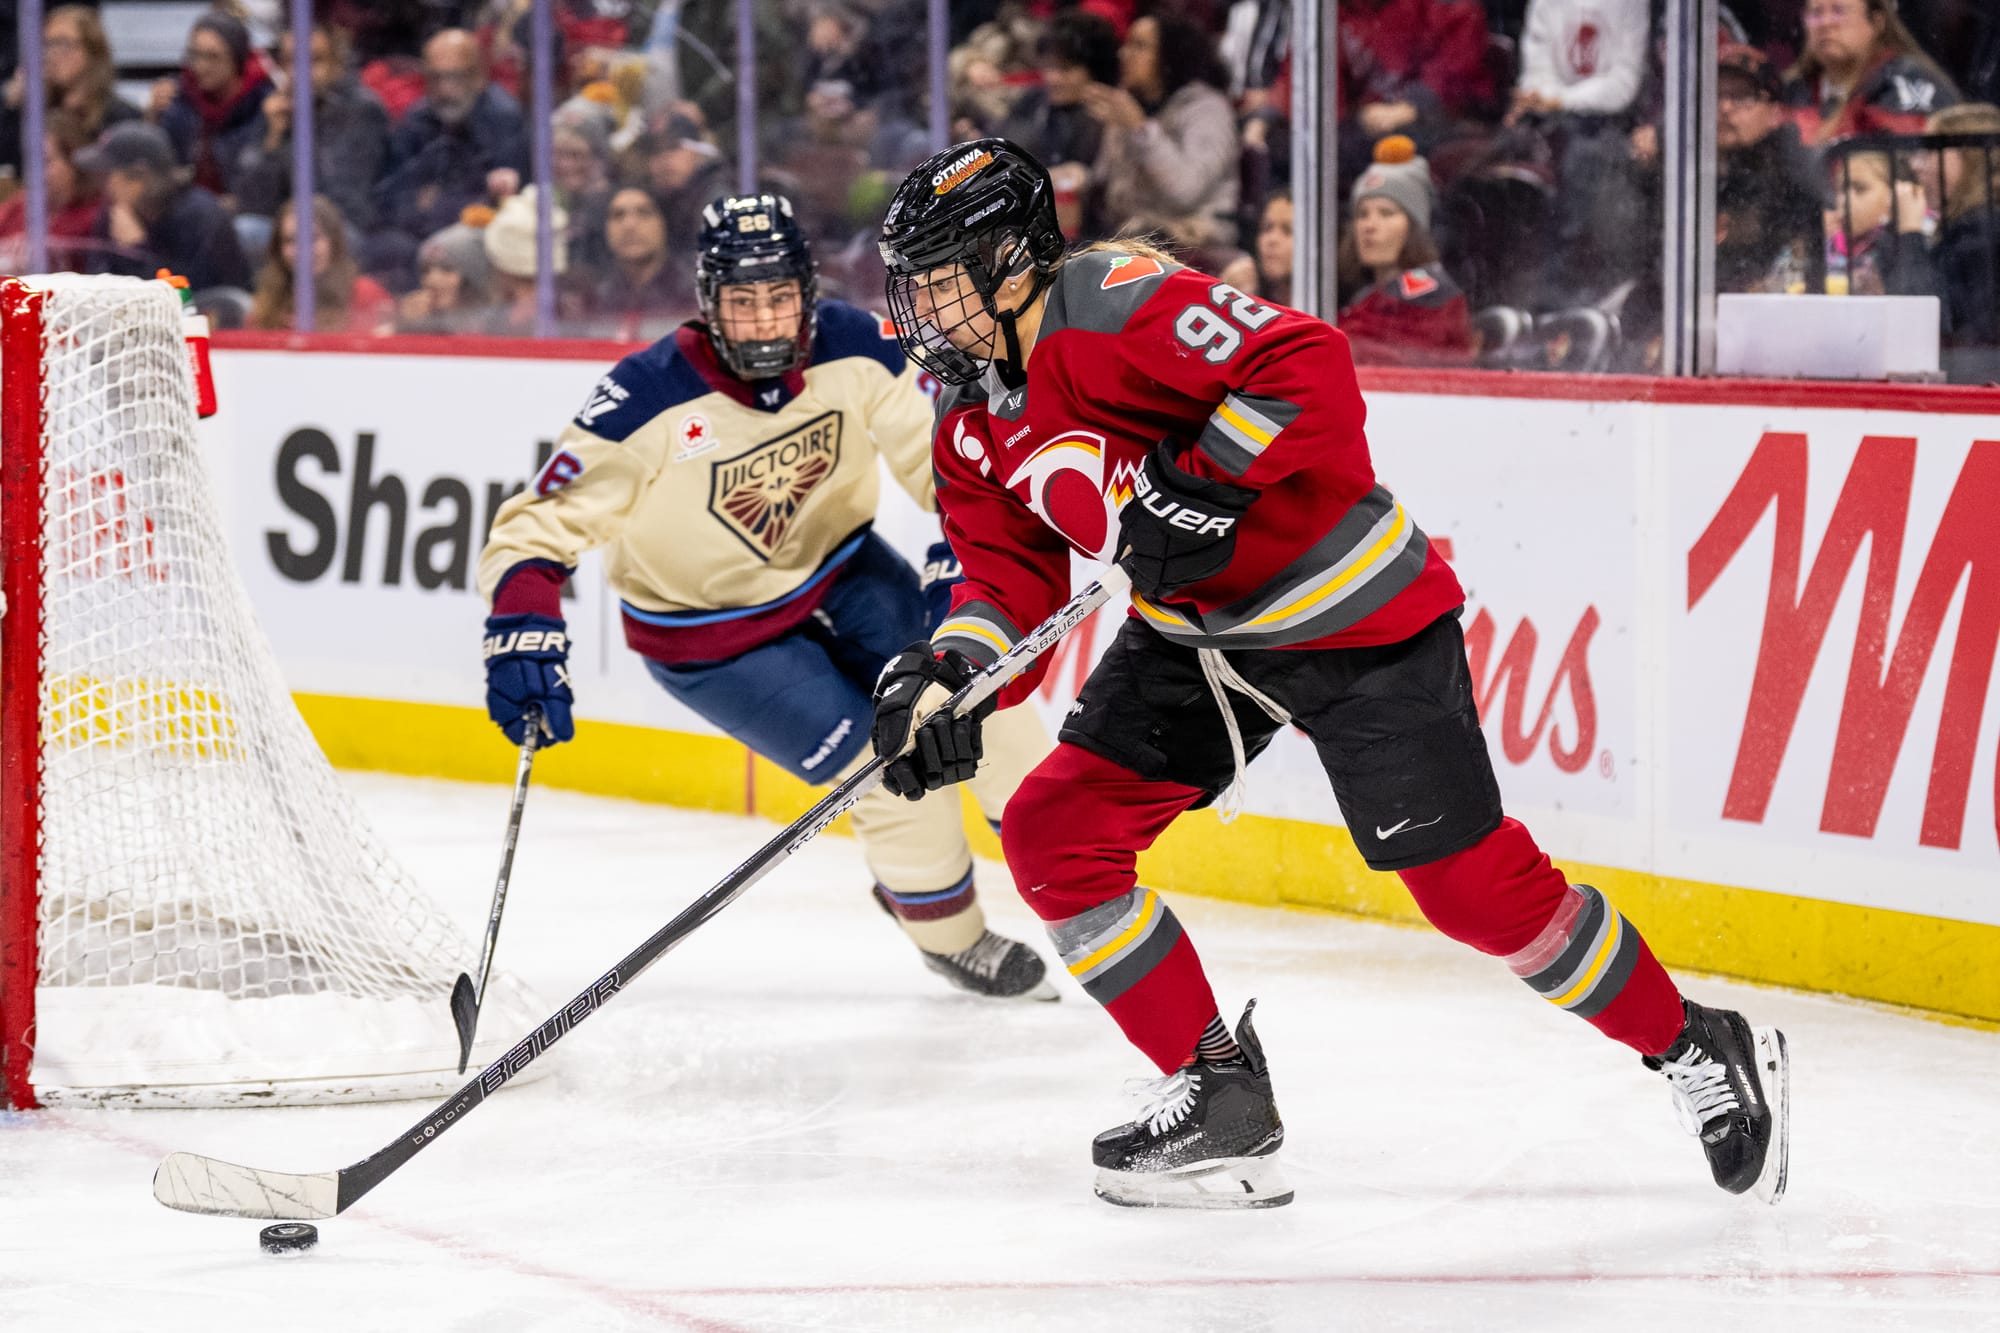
[929,248,1465,703]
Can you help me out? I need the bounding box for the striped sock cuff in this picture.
[1050,887,1188,1008]
[874,868,976,923]
[1193,1013,1240,1065]
[1506,884,1644,1021]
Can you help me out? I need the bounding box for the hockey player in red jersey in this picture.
[869,139,1791,1209]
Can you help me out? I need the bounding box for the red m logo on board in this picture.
[1688,432,2000,851]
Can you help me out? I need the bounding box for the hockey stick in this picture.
[449,713,542,1074]
[152,566,1129,1221]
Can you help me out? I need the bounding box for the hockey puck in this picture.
[258,1223,318,1256]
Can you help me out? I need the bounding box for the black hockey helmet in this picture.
[878,138,1065,385]
[696,193,820,380]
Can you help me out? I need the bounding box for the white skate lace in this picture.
[1124,1069,1201,1137]
[951,931,1012,981]
[1657,1043,1740,1135]
[1196,649,1291,824]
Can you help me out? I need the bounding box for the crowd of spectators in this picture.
[0,0,1995,377]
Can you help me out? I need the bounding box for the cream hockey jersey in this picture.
[477,302,941,663]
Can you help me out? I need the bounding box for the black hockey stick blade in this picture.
[448,972,480,1073]
[151,568,1128,1222]
[451,717,542,1073]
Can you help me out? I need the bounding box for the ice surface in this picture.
[5,773,1998,1331]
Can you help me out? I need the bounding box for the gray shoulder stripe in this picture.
[1045,251,1183,337]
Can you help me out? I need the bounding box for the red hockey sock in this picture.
[1397,818,1685,1056]
[1001,744,1221,1073]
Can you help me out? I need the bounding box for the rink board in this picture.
[206,338,2000,1023]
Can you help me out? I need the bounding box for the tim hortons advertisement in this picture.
[1668,409,2000,926]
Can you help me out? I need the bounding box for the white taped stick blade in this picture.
[153,1151,339,1219]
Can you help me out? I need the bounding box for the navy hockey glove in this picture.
[920,539,964,633]
[483,612,575,745]
[1115,441,1257,600]
[871,643,992,800]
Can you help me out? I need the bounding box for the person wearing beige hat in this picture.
[1335,136,1474,366]
[478,185,571,335]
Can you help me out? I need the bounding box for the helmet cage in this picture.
[696,195,821,381]
[879,139,1065,386]
[883,229,1025,386]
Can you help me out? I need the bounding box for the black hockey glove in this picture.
[483,612,576,745]
[1115,441,1257,600]
[871,643,993,800]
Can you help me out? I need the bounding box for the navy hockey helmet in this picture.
[696,193,820,380]
[878,138,1065,385]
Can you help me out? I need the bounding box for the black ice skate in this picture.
[921,930,1059,1001]
[1645,1000,1790,1204]
[1091,1000,1292,1209]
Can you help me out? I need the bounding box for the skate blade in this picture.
[954,976,1059,1002]
[1093,1153,1294,1210]
[1752,1026,1790,1205]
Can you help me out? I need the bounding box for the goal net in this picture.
[0,273,543,1107]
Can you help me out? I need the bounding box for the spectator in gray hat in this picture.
[397,222,497,335]
[1335,136,1474,367]
[79,121,251,293]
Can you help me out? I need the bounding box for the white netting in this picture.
[11,274,541,1105]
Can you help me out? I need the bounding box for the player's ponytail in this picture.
[1070,235,1181,272]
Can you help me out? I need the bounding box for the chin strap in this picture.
[985,262,1052,381]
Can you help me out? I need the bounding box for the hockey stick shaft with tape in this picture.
[152,566,1129,1221]
[450,713,541,1074]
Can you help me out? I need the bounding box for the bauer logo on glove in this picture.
[483,612,576,745]
[1115,440,1257,600]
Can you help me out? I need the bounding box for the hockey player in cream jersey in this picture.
[478,194,1055,998]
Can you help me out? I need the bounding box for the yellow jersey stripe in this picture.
[1069,890,1159,977]
[1215,401,1275,446]
[1548,911,1623,1009]
[1243,505,1408,630]
[1130,597,1194,629]
[938,620,1011,654]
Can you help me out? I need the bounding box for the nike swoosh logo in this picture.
[1376,814,1446,840]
